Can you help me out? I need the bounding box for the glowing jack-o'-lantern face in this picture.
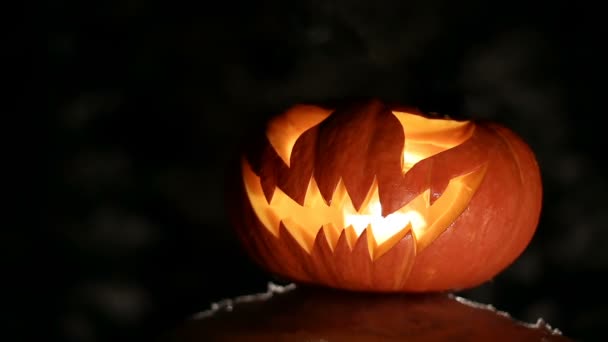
[231,99,542,292]
[243,111,486,257]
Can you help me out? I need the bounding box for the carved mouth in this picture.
[242,110,488,259]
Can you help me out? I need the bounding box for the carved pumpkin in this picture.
[230,99,542,292]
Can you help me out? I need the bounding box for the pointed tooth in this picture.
[372,231,416,290]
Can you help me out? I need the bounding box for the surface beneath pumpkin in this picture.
[166,283,571,342]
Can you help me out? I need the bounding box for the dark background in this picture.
[34,1,605,341]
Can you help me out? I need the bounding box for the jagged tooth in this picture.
[313,167,340,207]
[331,226,375,291]
[365,224,377,260]
[310,227,339,287]
[372,231,416,291]
[373,222,413,260]
[343,177,375,212]
[260,175,276,204]
[331,228,356,288]
[333,229,351,257]
[277,223,313,282]
[314,99,404,212]
[343,225,359,250]
[312,226,331,251]
[351,227,373,261]
[349,227,374,288]
[281,218,314,253]
[322,223,340,251]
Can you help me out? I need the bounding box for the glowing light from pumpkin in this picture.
[242,110,486,259]
[242,160,486,259]
[392,111,474,173]
[344,201,426,248]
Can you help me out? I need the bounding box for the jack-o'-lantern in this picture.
[229,99,542,292]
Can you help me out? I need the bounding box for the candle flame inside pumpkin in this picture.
[243,109,486,259]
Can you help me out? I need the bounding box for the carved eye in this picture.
[231,99,542,293]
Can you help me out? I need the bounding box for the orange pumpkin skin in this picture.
[229,99,542,292]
